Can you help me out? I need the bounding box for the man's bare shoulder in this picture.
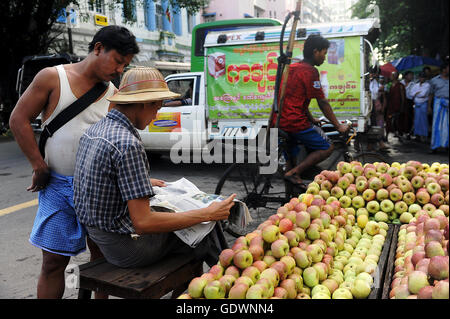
[31,66,59,89]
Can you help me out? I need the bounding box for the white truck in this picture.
[138,19,380,160]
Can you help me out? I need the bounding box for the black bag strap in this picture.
[38,81,108,159]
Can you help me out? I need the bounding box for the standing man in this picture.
[272,34,349,186]
[9,26,140,298]
[428,62,449,153]
[385,71,405,141]
[411,72,431,142]
[400,71,415,139]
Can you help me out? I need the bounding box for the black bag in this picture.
[38,81,108,159]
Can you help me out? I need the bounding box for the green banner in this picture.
[206,36,361,120]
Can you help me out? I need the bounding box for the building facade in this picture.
[55,0,200,74]
[200,0,297,23]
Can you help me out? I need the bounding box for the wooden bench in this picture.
[77,254,203,299]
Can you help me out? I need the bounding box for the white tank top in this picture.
[42,64,115,176]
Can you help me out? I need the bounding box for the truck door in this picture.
[140,74,205,153]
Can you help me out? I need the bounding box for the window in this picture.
[155,3,164,30]
[122,0,137,22]
[166,79,195,106]
[187,12,195,34]
[88,0,105,14]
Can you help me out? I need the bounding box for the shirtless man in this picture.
[9,26,139,298]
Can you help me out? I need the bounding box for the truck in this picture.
[138,19,381,160]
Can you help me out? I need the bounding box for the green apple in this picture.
[204,280,226,299]
[380,199,394,213]
[262,224,280,243]
[303,267,319,288]
[351,279,371,299]
[311,284,331,297]
[333,287,353,299]
[188,277,208,298]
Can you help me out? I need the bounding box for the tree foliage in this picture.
[351,0,449,61]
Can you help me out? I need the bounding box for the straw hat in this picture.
[108,66,180,104]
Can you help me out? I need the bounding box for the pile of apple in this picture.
[178,192,388,299]
[389,215,449,299]
[308,160,449,225]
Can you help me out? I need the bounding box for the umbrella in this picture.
[391,55,441,75]
[380,62,397,79]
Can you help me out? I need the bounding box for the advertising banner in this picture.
[206,36,361,120]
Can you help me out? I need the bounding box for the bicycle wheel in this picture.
[215,163,287,237]
[352,151,389,165]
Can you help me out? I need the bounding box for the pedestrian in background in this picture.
[411,72,430,142]
[373,75,389,150]
[400,71,415,139]
[428,62,449,153]
[8,26,139,299]
[385,71,406,141]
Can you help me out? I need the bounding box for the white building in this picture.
[200,0,298,23]
[324,0,359,22]
[54,0,201,74]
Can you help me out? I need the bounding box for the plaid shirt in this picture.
[74,109,154,234]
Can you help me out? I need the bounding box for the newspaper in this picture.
[150,178,252,247]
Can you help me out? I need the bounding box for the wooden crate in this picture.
[380,224,401,299]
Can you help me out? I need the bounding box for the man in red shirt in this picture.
[273,34,349,185]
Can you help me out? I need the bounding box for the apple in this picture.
[431,193,445,207]
[306,223,321,241]
[260,268,280,287]
[307,205,321,219]
[399,212,414,224]
[402,192,416,205]
[427,182,442,195]
[279,218,294,233]
[241,266,261,284]
[338,161,352,174]
[331,186,344,199]
[407,271,429,294]
[394,201,408,214]
[332,287,353,299]
[204,280,226,299]
[425,241,445,258]
[417,285,434,299]
[285,210,297,224]
[228,283,249,299]
[295,211,310,229]
[187,277,208,298]
[416,191,431,205]
[389,188,403,202]
[424,218,441,232]
[294,250,312,269]
[339,195,352,208]
[252,260,268,273]
[219,249,235,268]
[432,280,449,299]
[379,173,393,187]
[369,177,383,191]
[303,267,319,288]
[313,262,328,281]
[364,167,377,179]
[224,265,240,279]
[345,185,358,198]
[428,256,449,280]
[366,200,380,214]
[209,264,224,280]
[219,274,236,293]
[376,188,389,201]
[356,179,369,193]
[246,284,268,299]
[365,221,380,235]
[363,189,376,202]
[306,244,324,263]
[271,261,288,281]
[380,199,394,213]
[351,279,371,299]
[233,249,253,269]
[262,224,280,243]
[280,278,297,299]
[280,255,297,275]
[352,165,364,177]
[320,180,333,192]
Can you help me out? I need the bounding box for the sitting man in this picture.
[272,34,349,186]
[73,67,236,268]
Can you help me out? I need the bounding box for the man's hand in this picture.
[150,178,166,187]
[27,165,50,192]
[205,194,236,221]
[337,123,350,134]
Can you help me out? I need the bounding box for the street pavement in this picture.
[0,134,448,299]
